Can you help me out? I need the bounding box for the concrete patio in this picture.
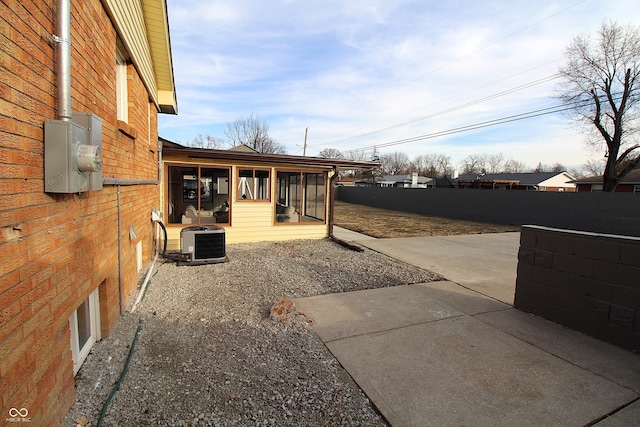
[294,229,640,426]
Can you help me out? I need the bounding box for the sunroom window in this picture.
[167,165,230,225]
[237,169,270,201]
[276,171,326,223]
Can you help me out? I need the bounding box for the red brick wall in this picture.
[1,0,162,424]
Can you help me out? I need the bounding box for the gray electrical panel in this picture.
[44,113,103,193]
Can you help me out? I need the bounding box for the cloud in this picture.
[160,0,640,169]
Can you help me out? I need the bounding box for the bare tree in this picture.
[485,153,505,173]
[412,153,453,177]
[503,158,528,173]
[531,162,566,173]
[583,158,606,176]
[187,134,226,149]
[532,162,547,173]
[224,113,286,154]
[459,154,487,174]
[411,155,431,176]
[558,21,640,191]
[434,154,454,177]
[379,152,410,175]
[318,148,343,159]
[343,149,377,162]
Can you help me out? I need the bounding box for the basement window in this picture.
[69,289,100,375]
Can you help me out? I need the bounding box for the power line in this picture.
[325,74,560,146]
[322,0,588,125]
[342,99,592,154]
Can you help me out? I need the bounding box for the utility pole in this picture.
[303,127,308,156]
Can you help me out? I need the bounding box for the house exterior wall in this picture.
[162,158,331,247]
[577,183,638,193]
[515,225,640,352]
[1,1,169,423]
[537,173,576,192]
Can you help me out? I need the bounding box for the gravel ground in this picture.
[64,239,441,426]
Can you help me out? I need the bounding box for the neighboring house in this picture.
[455,172,576,192]
[573,169,640,193]
[161,140,377,247]
[354,173,434,188]
[336,177,359,187]
[1,1,176,423]
[377,173,434,188]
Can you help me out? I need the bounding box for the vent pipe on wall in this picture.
[54,0,72,121]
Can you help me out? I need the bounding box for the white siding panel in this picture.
[104,0,158,104]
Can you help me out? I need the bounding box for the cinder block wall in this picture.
[1,0,160,423]
[515,225,640,352]
[336,187,640,237]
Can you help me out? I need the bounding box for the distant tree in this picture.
[531,162,566,173]
[503,158,528,173]
[379,152,410,175]
[187,134,226,149]
[557,21,640,191]
[412,153,453,177]
[411,154,430,176]
[318,148,343,159]
[434,154,454,177]
[224,113,286,154]
[485,153,505,173]
[583,158,606,176]
[459,154,487,174]
[532,162,546,173]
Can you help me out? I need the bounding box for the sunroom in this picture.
[161,139,376,247]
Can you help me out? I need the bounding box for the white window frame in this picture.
[69,289,101,375]
[634,185,640,193]
[116,49,128,122]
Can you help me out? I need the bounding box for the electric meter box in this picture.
[72,112,103,191]
[44,113,103,193]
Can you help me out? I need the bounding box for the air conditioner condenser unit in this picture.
[180,226,228,265]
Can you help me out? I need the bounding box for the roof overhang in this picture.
[162,145,379,170]
[103,0,178,115]
[458,179,520,184]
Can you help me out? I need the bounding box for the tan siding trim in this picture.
[166,223,328,248]
[103,0,176,113]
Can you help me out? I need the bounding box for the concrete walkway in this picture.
[295,229,640,426]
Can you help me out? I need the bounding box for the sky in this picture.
[158,0,640,172]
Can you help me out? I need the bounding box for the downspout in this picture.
[328,165,339,239]
[328,166,364,252]
[116,185,123,314]
[55,0,72,122]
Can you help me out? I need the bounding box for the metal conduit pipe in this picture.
[55,0,71,121]
[103,179,159,313]
[103,178,159,186]
[116,185,123,313]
